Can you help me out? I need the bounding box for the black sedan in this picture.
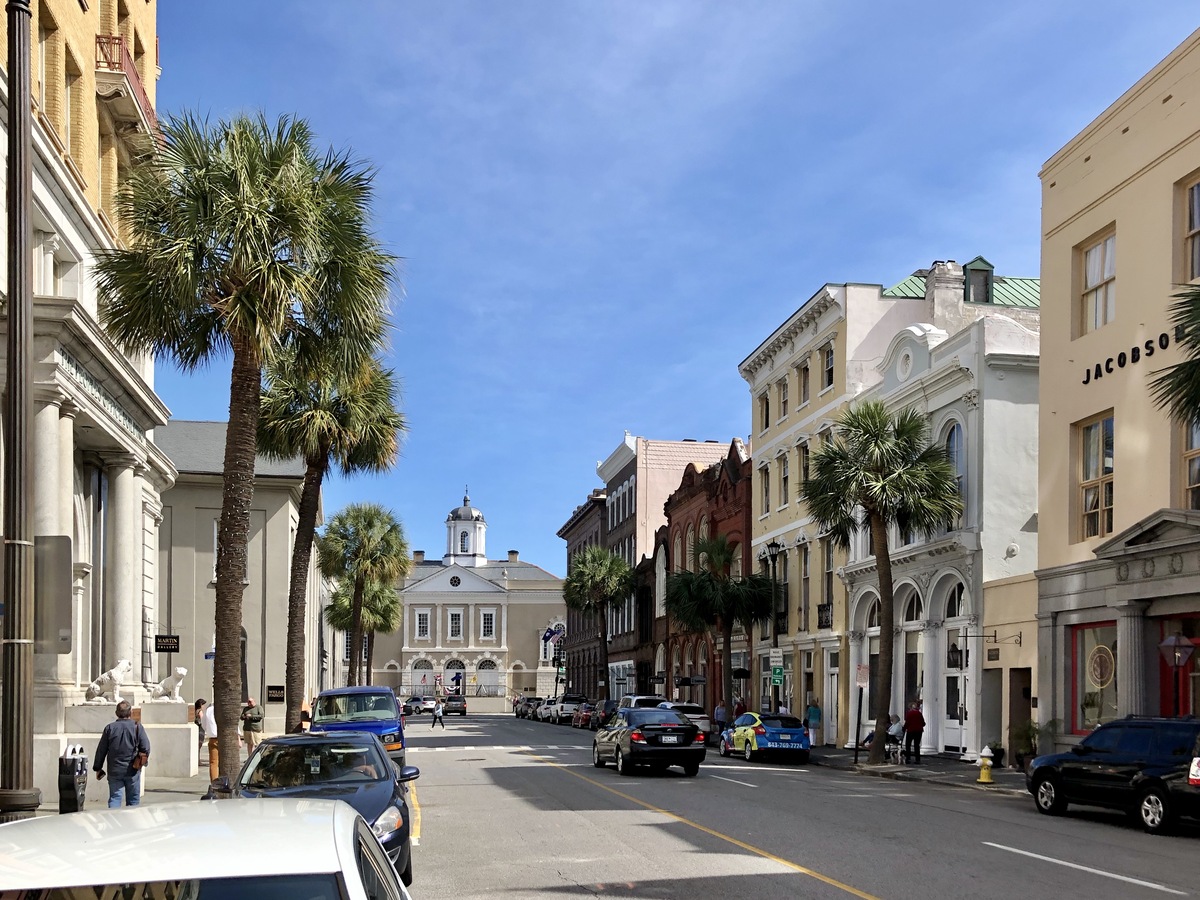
[593,707,705,776]
[233,731,419,885]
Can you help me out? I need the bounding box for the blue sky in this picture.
[154,2,1198,577]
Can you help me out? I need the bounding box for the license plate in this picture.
[660,735,679,744]
[1190,757,1200,786]
[779,734,791,740]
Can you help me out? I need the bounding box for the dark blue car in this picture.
[234,731,419,885]
[310,686,406,766]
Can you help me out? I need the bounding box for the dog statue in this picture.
[148,666,188,702]
[84,658,133,704]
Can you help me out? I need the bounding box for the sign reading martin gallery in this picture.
[154,634,180,653]
[1081,325,1185,385]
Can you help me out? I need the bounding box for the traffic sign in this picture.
[771,665,784,686]
[769,648,783,667]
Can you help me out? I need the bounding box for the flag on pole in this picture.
[549,630,564,645]
[542,627,554,643]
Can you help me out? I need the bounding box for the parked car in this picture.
[405,695,437,715]
[0,797,413,900]
[590,699,620,730]
[524,698,545,720]
[544,692,588,724]
[1027,715,1200,834]
[593,706,705,776]
[537,697,559,722]
[618,694,668,709]
[516,696,543,718]
[720,712,811,763]
[310,686,407,767]
[234,731,419,885]
[443,693,467,715]
[572,702,597,728]
[659,701,714,745]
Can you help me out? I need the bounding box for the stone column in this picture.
[847,630,864,747]
[104,455,140,671]
[31,391,61,536]
[58,401,77,543]
[1114,601,1149,716]
[72,562,92,688]
[921,619,942,756]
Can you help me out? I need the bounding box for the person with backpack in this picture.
[93,700,151,808]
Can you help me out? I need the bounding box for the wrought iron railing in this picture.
[817,603,833,629]
[95,35,158,133]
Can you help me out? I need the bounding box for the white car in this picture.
[659,701,715,743]
[537,696,559,722]
[0,797,412,900]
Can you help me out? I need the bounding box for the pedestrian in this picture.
[93,700,150,808]
[714,699,727,736]
[240,697,265,752]
[779,702,790,715]
[432,699,445,729]
[201,700,219,781]
[194,698,207,754]
[806,697,822,746]
[903,699,925,765]
[733,696,746,718]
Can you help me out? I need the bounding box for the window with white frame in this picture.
[778,378,789,419]
[779,454,789,506]
[449,610,463,639]
[1081,232,1116,334]
[1079,413,1115,540]
[416,610,430,640]
[759,393,770,432]
[799,442,810,482]
[760,465,770,513]
[480,609,495,640]
[945,421,965,530]
[822,343,835,390]
[343,632,367,662]
[799,362,810,405]
[1185,419,1200,509]
[1187,180,1200,282]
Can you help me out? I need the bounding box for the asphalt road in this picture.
[402,713,1200,900]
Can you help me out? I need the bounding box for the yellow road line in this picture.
[408,782,422,845]
[522,751,880,900]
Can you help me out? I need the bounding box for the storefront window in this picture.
[1073,622,1118,732]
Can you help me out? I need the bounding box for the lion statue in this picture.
[148,666,188,703]
[84,658,133,704]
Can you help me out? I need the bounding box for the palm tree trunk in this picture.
[366,631,375,685]
[598,602,609,701]
[349,575,365,687]
[285,457,326,733]
[868,511,895,765]
[214,342,261,778]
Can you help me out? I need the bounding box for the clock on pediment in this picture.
[450,576,461,587]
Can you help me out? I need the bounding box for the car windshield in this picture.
[8,874,345,900]
[313,692,398,723]
[760,716,805,729]
[670,704,705,715]
[631,710,691,726]
[240,740,388,787]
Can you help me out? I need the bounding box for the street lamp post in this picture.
[767,539,782,714]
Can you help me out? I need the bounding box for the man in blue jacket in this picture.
[94,700,151,807]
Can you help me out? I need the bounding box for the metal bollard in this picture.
[58,744,88,813]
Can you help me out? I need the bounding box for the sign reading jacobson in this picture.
[1081,325,1184,385]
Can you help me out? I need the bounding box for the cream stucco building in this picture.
[1037,28,1200,743]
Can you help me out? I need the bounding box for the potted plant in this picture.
[1011,717,1062,772]
[986,740,1005,769]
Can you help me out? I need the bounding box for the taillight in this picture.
[630,730,646,743]
[754,725,767,736]
[694,732,706,744]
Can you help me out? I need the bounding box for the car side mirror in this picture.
[395,764,420,783]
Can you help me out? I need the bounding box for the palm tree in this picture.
[319,504,409,686]
[324,578,401,686]
[799,401,962,765]
[260,351,404,730]
[664,535,773,721]
[95,113,392,776]
[1149,285,1200,425]
[562,546,632,701]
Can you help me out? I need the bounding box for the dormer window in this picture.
[964,256,995,304]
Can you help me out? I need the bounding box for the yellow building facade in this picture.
[1037,28,1200,743]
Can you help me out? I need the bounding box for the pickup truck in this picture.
[543,692,589,725]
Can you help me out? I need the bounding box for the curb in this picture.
[810,756,1028,797]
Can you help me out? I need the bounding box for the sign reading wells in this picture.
[266,685,286,703]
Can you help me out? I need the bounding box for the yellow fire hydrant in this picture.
[976,745,994,784]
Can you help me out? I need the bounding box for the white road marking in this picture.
[709,774,758,788]
[982,842,1187,896]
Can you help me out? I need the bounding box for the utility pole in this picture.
[0,0,41,821]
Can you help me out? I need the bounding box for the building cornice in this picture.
[738,288,841,380]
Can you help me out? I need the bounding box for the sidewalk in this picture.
[809,745,1028,796]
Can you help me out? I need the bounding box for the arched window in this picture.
[904,595,923,622]
[686,525,696,572]
[460,530,469,553]
[945,422,965,529]
[673,534,683,573]
[946,582,965,619]
[866,599,880,629]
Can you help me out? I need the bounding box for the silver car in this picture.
[659,701,715,744]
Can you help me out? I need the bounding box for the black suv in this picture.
[443,693,467,716]
[1027,715,1200,834]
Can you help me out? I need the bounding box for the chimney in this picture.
[508,550,519,563]
[413,550,425,563]
[925,259,964,325]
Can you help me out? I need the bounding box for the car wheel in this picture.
[797,750,810,764]
[592,743,606,768]
[399,856,413,887]
[1137,785,1173,834]
[719,738,730,758]
[743,741,754,762]
[683,762,700,777]
[1032,773,1067,816]
[616,748,632,776]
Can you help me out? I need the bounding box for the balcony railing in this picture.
[817,603,833,630]
[95,35,158,134]
[774,613,788,637]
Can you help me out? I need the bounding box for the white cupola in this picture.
[444,490,487,567]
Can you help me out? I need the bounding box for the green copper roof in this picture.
[882,271,1040,308]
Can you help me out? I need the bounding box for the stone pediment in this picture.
[1094,509,1200,560]
[405,565,505,594]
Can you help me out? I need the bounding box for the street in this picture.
[404,714,1199,900]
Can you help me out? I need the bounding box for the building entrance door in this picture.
[825,649,839,747]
